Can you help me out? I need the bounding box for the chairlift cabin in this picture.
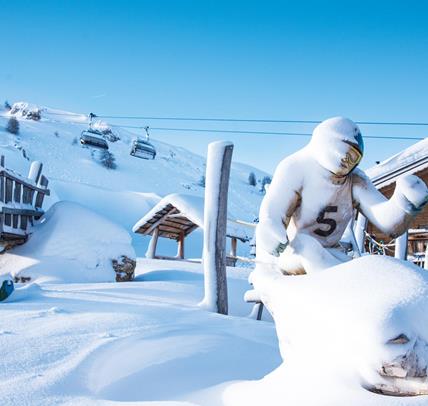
[80,129,109,150]
[80,113,109,150]
[130,126,156,160]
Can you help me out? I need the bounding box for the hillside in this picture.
[0,102,268,257]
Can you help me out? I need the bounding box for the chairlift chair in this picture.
[80,112,109,150]
[130,126,156,160]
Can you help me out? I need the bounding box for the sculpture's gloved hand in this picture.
[395,175,428,214]
[257,221,289,257]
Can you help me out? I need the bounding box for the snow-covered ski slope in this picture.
[0,103,267,257]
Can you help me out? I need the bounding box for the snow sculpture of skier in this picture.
[256,116,428,275]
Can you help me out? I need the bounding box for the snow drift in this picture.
[0,201,135,283]
[227,255,428,405]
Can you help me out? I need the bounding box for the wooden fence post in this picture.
[395,231,408,260]
[200,141,234,315]
[354,213,368,253]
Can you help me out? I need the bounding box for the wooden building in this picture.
[364,138,428,261]
[133,193,252,265]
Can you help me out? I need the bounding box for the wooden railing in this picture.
[0,156,50,243]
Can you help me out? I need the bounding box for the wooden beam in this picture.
[142,207,178,235]
[2,207,44,217]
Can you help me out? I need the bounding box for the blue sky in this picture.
[1,0,427,173]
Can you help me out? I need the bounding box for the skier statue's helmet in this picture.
[309,117,364,176]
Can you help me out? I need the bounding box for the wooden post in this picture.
[354,213,368,253]
[230,237,237,257]
[28,161,43,184]
[201,141,234,315]
[177,232,185,259]
[395,231,408,260]
[424,243,428,270]
[146,227,159,259]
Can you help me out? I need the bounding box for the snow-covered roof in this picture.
[366,137,428,188]
[133,193,253,242]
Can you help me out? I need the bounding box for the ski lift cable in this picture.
[45,111,428,127]
[97,114,428,127]
[108,124,425,140]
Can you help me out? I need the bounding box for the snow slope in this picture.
[0,259,280,406]
[0,103,267,257]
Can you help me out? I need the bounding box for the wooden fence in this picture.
[0,156,50,244]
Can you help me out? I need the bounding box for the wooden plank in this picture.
[20,215,28,231]
[0,171,50,195]
[184,224,199,236]
[5,178,13,203]
[0,175,4,203]
[14,182,21,203]
[4,213,11,227]
[2,207,44,217]
[158,224,184,234]
[143,207,178,235]
[12,214,18,229]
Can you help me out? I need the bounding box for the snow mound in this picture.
[229,255,428,405]
[0,201,135,283]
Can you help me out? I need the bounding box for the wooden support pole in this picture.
[395,231,408,260]
[146,227,159,259]
[201,141,234,315]
[177,232,185,259]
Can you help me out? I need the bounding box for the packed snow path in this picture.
[0,259,280,406]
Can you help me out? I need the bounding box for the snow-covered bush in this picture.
[6,116,19,134]
[197,175,206,187]
[98,149,117,169]
[71,137,78,145]
[248,172,257,186]
[260,175,272,193]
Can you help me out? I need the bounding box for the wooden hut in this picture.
[132,194,252,265]
[364,138,428,262]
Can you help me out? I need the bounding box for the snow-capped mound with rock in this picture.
[0,201,135,284]
[232,255,428,405]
